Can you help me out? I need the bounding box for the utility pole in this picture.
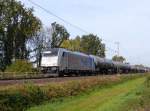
[115,42,120,57]
[115,41,120,74]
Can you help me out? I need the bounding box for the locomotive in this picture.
[40,48,149,76]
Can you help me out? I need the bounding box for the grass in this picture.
[27,76,146,111]
[0,74,148,111]
[120,75,150,111]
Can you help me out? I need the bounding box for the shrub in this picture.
[0,59,5,72]
[145,75,150,87]
[5,59,36,74]
[0,84,48,111]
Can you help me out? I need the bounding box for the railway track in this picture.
[0,75,107,86]
[0,73,145,86]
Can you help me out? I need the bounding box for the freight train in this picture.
[40,48,149,76]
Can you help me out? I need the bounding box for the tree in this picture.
[112,55,126,63]
[61,34,105,57]
[0,0,41,66]
[60,39,72,50]
[60,36,81,51]
[51,22,70,48]
[80,34,105,57]
[27,28,51,67]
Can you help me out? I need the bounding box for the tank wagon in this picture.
[40,48,148,76]
[90,55,114,74]
[113,61,131,74]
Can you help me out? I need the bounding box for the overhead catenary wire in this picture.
[28,0,89,34]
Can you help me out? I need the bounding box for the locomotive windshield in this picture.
[42,48,59,57]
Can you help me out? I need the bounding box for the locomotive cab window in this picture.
[42,49,59,57]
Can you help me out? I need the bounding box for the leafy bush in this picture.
[0,84,48,111]
[0,59,5,72]
[5,59,36,74]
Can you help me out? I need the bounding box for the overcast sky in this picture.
[19,0,150,66]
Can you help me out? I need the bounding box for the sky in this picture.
[19,0,150,66]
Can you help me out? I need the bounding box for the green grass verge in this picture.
[0,74,148,111]
[119,75,150,111]
[27,76,149,111]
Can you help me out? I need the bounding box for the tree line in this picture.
[0,0,107,71]
[0,0,129,72]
